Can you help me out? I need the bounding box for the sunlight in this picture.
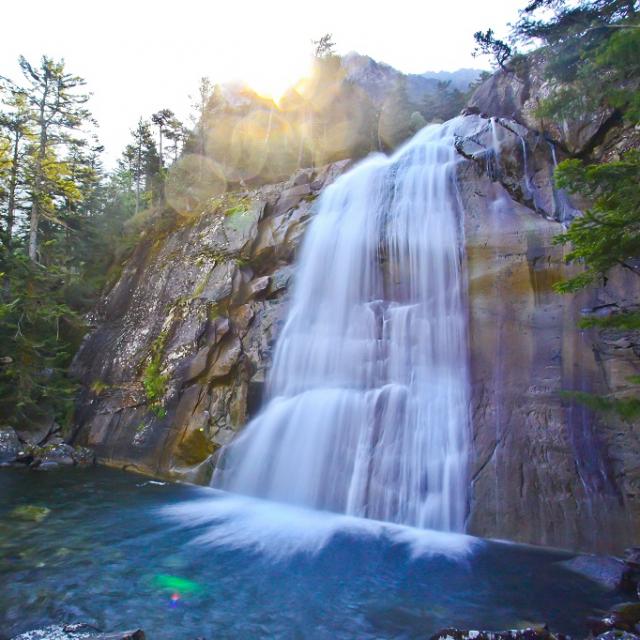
[238,55,311,105]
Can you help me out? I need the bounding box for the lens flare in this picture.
[165,154,226,217]
[242,58,312,106]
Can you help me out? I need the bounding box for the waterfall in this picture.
[212,120,471,533]
[547,140,580,224]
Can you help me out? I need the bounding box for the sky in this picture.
[1,0,524,166]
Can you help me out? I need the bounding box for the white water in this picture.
[162,491,477,560]
[212,120,471,532]
[548,140,580,224]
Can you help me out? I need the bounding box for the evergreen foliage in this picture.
[0,56,167,432]
[553,152,640,293]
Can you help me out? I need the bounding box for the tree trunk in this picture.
[6,131,20,251]
[28,200,39,261]
[135,141,141,215]
[29,75,49,263]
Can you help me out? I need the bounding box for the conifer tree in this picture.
[15,56,92,262]
[0,89,31,250]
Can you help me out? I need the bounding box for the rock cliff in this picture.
[71,80,639,553]
[71,161,351,484]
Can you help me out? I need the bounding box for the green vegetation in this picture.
[0,55,173,433]
[560,390,640,420]
[90,380,110,395]
[142,332,169,417]
[553,152,640,293]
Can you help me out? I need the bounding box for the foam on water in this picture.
[161,490,478,561]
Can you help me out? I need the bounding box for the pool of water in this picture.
[0,468,620,639]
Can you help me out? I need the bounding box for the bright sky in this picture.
[1,0,523,166]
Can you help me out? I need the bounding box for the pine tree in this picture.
[13,56,92,262]
[121,119,160,214]
[0,88,31,250]
[151,108,175,170]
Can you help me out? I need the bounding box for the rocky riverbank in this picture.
[0,425,94,471]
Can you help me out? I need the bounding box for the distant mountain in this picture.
[341,52,482,106]
[421,69,483,91]
[340,52,436,106]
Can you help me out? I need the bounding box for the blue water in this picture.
[0,468,619,639]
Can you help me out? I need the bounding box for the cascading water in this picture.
[548,140,580,224]
[212,120,471,532]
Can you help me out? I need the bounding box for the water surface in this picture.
[0,468,619,639]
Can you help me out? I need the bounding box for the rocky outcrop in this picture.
[467,54,640,160]
[71,162,350,484]
[71,105,639,553]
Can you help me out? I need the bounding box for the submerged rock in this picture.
[558,555,627,591]
[9,505,51,522]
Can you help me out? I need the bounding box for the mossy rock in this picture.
[175,428,216,466]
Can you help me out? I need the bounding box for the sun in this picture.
[237,55,311,106]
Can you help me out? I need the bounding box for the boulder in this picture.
[71,446,96,466]
[14,417,60,446]
[39,442,76,466]
[557,554,627,590]
[0,426,20,463]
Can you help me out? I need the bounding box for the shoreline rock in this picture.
[10,625,145,640]
[0,425,96,471]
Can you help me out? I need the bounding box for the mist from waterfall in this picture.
[212,120,471,532]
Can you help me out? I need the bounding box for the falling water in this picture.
[519,135,533,199]
[548,140,580,224]
[213,120,471,532]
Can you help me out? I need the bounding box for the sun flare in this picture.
[238,56,311,105]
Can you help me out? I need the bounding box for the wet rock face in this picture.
[455,116,640,554]
[72,112,639,554]
[71,161,351,484]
